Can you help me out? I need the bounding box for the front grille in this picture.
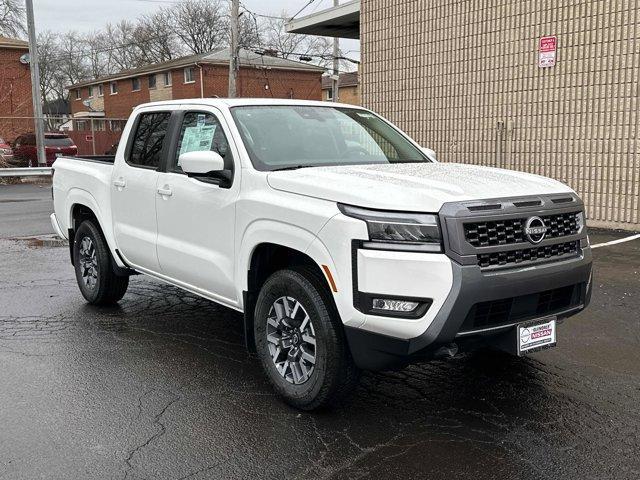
[464,211,581,247]
[461,284,581,332]
[477,240,580,268]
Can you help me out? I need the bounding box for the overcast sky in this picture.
[33,0,360,61]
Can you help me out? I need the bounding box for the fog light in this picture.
[372,298,419,312]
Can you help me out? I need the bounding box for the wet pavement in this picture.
[0,227,639,479]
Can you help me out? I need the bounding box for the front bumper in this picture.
[345,247,592,371]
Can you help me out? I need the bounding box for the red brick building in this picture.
[0,36,33,142]
[67,48,324,154]
[69,48,324,118]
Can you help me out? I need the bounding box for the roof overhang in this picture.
[73,111,105,118]
[286,0,360,39]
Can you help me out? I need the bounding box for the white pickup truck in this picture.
[51,99,592,409]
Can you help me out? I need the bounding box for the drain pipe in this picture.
[196,63,204,98]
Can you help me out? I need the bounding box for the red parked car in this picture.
[12,133,78,167]
[0,137,15,167]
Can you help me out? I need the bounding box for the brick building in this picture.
[322,72,360,105]
[0,36,33,142]
[289,0,640,231]
[69,48,324,119]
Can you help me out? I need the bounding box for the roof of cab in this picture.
[133,97,368,111]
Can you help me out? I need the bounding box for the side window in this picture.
[128,112,171,169]
[174,112,231,171]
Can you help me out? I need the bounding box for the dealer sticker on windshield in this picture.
[518,317,556,355]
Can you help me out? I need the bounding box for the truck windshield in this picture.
[230,105,430,171]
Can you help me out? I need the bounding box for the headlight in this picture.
[338,204,442,252]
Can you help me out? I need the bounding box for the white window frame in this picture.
[184,67,195,84]
[326,89,333,100]
[110,82,118,95]
[75,89,81,100]
[131,77,141,92]
[88,86,94,98]
[98,84,104,97]
[148,74,157,89]
[164,71,172,87]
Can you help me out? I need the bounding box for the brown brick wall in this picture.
[71,65,322,119]
[0,46,34,142]
[104,79,151,118]
[362,0,640,230]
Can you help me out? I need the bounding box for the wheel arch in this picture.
[242,239,339,353]
[66,191,127,274]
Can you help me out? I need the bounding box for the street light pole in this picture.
[228,0,239,98]
[332,0,339,102]
[25,0,46,167]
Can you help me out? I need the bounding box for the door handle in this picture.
[157,187,173,197]
[113,178,126,189]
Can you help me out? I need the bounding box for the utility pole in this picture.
[228,0,239,98]
[331,0,340,102]
[25,0,46,166]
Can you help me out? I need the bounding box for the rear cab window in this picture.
[128,112,171,169]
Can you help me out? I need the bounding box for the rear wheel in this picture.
[254,267,360,410]
[73,220,129,305]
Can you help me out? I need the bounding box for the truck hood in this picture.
[267,163,573,212]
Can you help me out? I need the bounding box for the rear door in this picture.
[155,106,240,304]
[111,109,172,272]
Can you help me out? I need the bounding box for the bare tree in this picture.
[103,21,141,71]
[0,0,25,38]
[260,12,333,67]
[37,31,65,101]
[134,10,184,64]
[56,31,90,93]
[172,0,227,54]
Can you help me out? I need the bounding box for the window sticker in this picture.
[178,125,216,159]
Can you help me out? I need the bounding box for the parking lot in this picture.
[0,184,639,480]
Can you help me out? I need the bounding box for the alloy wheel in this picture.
[266,296,316,385]
[79,236,98,290]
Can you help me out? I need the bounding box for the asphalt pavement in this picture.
[0,184,639,479]
[0,183,54,238]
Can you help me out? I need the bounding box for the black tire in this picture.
[73,220,129,305]
[254,267,360,410]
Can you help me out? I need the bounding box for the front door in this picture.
[155,108,240,305]
[111,110,172,272]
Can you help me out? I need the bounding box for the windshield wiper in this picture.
[271,165,314,172]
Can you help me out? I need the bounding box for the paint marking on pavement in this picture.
[591,233,640,249]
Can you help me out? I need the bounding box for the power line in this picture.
[290,0,316,21]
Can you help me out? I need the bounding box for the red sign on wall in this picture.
[85,135,93,142]
[539,36,557,68]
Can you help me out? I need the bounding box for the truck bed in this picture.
[63,155,116,164]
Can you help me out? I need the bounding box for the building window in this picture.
[109,120,126,132]
[75,89,81,100]
[164,71,172,87]
[88,86,94,98]
[184,67,194,84]
[132,78,141,91]
[148,74,157,89]
[93,120,106,132]
[110,82,118,95]
[98,85,104,97]
[75,120,87,131]
[326,89,333,100]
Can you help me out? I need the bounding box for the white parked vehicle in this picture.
[51,99,592,409]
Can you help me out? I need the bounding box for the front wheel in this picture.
[73,220,129,305]
[254,267,360,410]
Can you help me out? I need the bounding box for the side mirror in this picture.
[421,147,437,162]
[179,150,224,175]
